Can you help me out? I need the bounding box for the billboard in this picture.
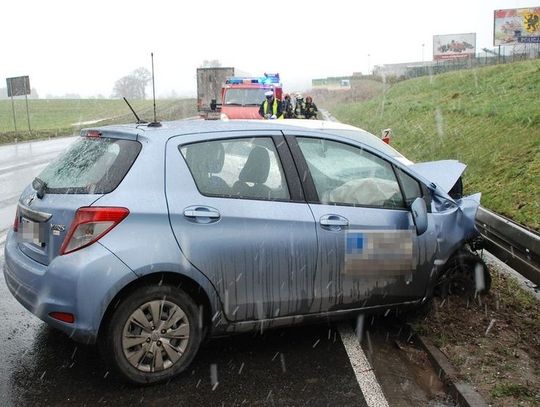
[6,76,31,97]
[494,7,540,45]
[433,33,476,60]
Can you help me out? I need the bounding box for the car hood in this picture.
[409,160,466,193]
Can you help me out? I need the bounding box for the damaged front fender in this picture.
[431,192,482,260]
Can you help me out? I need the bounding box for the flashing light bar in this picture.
[226,73,281,86]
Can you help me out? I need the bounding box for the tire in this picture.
[101,285,202,384]
[434,252,491,298]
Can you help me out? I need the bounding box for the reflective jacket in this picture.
[259,98,284,119]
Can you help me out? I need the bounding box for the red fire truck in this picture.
[220,73,283,119]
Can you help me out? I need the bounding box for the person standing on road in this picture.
[294,95,305,119]
[259,90,283,119]
[282,94,295,119]
[304,96,318,120]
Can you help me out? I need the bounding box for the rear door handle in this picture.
[183,206,220,222]
[320,214,349,228]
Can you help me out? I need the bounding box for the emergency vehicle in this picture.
[220,73,283,119]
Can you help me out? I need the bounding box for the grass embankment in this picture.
[0,98,197,144]
[324,60,540,230]
[415,268,540,406]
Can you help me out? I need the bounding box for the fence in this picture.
[373,44,540,81]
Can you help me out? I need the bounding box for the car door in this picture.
[285,133,437,310]
[165,131,318,323]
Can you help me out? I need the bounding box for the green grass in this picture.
[0,98,197,144]
[491,382,538,401]
[327,60,540,230]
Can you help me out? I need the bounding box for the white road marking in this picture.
[338,323,389,407]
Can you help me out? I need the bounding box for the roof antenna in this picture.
[148,52,162,127]
[123,97,147,124]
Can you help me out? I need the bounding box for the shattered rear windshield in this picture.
[33,136,141,194]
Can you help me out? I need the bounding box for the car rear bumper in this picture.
[3,230,137,344]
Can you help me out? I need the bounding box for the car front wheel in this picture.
[102,285,202,384]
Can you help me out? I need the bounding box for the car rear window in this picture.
[34,136,141,194]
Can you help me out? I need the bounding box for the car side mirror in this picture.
[411,197,428,235]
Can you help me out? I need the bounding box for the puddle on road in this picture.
[363,318,456,407]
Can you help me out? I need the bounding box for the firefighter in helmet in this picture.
[259,90,283,119]
[294,94,305,119]
[282,94,295,119]
[304,96,318,120]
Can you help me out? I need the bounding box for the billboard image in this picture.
[433,33,476,60]
[494,7,540,45]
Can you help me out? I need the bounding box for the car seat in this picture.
[232,146,272,199]
[186,142,230,195]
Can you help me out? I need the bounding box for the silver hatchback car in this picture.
[4,120,487,383]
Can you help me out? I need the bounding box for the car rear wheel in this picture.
[102,285,202,384]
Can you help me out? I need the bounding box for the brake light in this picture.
[60,207,129,255]
[13,209,19,232]
[82,130,102,138]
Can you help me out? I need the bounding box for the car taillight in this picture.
[13,209,19,232]
[60,207,129,255]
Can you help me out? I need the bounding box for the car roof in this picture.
[84,119,374,139]
[83,119,360,139]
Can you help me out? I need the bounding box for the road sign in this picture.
[6,76,31,97]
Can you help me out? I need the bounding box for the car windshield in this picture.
[224,88,268,106]
[33,136,141,194]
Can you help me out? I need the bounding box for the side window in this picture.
[394,167,422,207]
[180,137,290,201]
[297,137,404,208]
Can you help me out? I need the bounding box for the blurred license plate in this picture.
[206,111,221,120]
[21,217,44,246]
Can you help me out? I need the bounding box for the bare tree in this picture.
[112,67,151,99]
[132,67,151,99]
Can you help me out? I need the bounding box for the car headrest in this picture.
[239,147,270,184]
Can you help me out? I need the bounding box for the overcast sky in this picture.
[1,0,535,98]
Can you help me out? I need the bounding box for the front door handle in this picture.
[320,214,349,229]
[184,206,220,223]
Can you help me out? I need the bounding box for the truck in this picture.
[196,68,283,120]
[220,73,282,119]
[196,67,235,120]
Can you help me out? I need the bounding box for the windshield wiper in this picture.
[33,177,48,199]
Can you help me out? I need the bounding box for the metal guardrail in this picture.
[476,207,540,287]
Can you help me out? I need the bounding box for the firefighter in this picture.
[259,90,283,119]
[304,96,318,120]
[294,95,305,119]
[282,94,295,119]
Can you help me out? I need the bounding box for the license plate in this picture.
[21,217,45,246]
[206,111,221,120]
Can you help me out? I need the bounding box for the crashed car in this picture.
[4,119,488,384]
